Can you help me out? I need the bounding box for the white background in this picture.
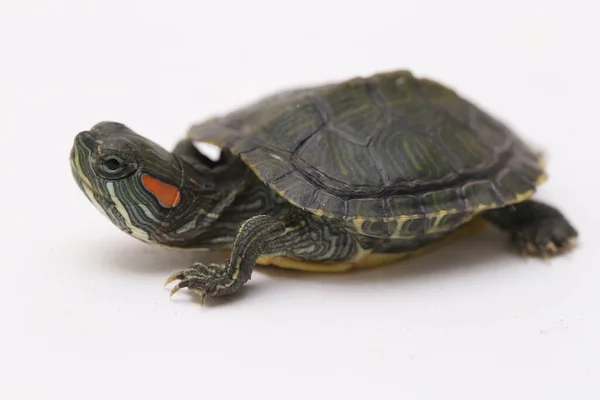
[1,1,599,398]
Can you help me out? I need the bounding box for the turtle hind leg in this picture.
[482,200,578,257]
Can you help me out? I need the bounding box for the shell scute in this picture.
[187,70,545,238]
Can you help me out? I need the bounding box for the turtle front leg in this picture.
[165,215,285,301]
[165,212,359,301]
[482,200,578,257]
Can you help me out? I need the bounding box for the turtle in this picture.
[70,70,577,302]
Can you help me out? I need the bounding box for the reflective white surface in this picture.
[1,1,598,398]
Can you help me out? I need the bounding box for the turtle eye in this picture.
[102,155,126,174]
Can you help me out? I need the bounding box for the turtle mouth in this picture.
[71,167,133,235]
[70,144,115,211]
[70,157,108,201]
[71,169,114,211]
[72,170,107,200]
[70,137,109,200]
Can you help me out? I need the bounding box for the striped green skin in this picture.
[70,122,254,248]
[188,70,546,239]
[69,123,362,267]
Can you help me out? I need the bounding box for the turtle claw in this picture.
[164,272,185,288]
[169,282,187,298]
[168,282,206,304]
[511,217,578,258]
[190,289,207,304]
[164,263,233,302]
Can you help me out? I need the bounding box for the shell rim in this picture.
[190,137,547,222]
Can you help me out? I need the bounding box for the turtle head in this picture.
[70,122,187,244]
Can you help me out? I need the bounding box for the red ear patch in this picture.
[141,174,181,208]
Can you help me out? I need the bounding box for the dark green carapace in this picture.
[70,70,577,302]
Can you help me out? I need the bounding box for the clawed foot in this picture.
[512,217,578,258]
[164,263,238,303]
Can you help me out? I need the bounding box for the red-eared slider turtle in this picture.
[70,70,577,301]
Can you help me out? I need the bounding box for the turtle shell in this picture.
[187,70,546,238]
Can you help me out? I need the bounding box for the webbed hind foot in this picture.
[483,200,578,257]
